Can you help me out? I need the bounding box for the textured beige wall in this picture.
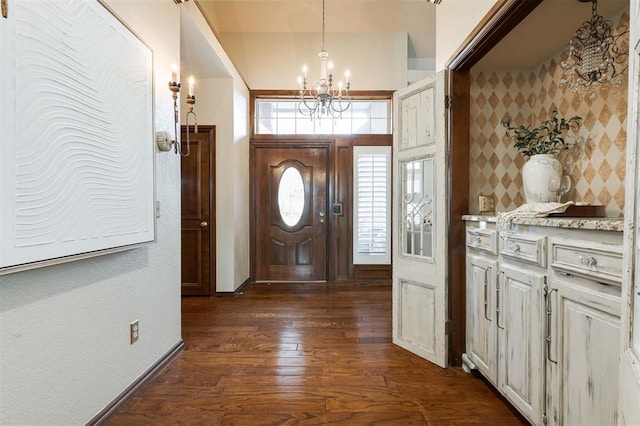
[469,12,629,217]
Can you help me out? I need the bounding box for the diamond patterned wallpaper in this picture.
[469,11,629,217]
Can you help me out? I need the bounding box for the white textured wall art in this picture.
[0,0,154,271]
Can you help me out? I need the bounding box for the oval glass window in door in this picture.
[278,167,305,227]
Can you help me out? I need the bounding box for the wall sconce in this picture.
[560,0,629,98]
[157,66,198,156]
[186,75,198,143]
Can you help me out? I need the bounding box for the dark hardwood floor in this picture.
[107,282,526,425]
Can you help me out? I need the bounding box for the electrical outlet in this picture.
[478,195,495,213]
[130,320,139,344]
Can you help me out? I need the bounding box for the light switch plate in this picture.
[479,195,495,213]
[130,320,139,344]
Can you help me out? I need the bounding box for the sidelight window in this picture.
[353,146,391,264]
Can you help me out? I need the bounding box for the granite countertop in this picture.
[462,214,624,232]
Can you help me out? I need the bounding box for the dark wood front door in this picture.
[253,145,328,281]
[181,126,215,296]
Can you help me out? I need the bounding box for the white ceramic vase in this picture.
[521,154,562,203]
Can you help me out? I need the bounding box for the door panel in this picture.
[181,126,215,296]
[392,72,448,367]
[620,0,640,421]
[254,146,328,281]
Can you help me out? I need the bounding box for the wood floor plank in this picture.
[217,375,387,387]
[107,282,526,425]
[106,411,225,425]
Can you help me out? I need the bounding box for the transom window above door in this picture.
[255,99,391,135]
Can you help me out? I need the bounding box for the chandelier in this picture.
[297,0,351,119]
[560,0,628,97]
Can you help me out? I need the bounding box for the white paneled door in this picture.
[392,73,448,367]
[620,0,640,422]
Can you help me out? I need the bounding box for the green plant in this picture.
[501,110,582,158]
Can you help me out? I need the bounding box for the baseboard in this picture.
[353,264,392,281]
[216,277,251,297]
[88,340,185,425]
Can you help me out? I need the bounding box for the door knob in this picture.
[319,218,325,224]
[200,221,208,227]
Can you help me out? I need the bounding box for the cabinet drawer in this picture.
[466,227,498,255]
[549,238,623,285]
[500,233,547,267]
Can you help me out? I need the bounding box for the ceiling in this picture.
[188,0,629,82]
[198,0,437,59]
[475,0,629,70]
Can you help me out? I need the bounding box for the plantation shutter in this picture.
[353,146,391,264]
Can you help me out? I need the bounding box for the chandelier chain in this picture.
[322,0,325,52]
[296,0,352,120]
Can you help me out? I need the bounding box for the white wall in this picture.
[181,3,251,293]
[0,1,182,424]
[233,80,251,288]
[435,0,499,71]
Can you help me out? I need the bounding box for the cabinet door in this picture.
[498,264,544,425]
[466,254,498,384]
[547,277,620,426]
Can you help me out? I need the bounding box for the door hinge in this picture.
[2,0,7,18]
[445,320,454,335]
[445,95,454,110]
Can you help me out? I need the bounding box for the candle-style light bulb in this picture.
[188,75,195,96]
[345,69,350,83]
[171,64,178,83]
[302,65,308,78]
[297,76,303,90]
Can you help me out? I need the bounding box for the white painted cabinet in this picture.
[463,220,623,425]
[466,254,499,384]
[498,264,544,424]
[546,275,621,426]
[464,223,545,425]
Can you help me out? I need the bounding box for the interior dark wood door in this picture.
[254,146,328,281]
[181,126,215,296]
